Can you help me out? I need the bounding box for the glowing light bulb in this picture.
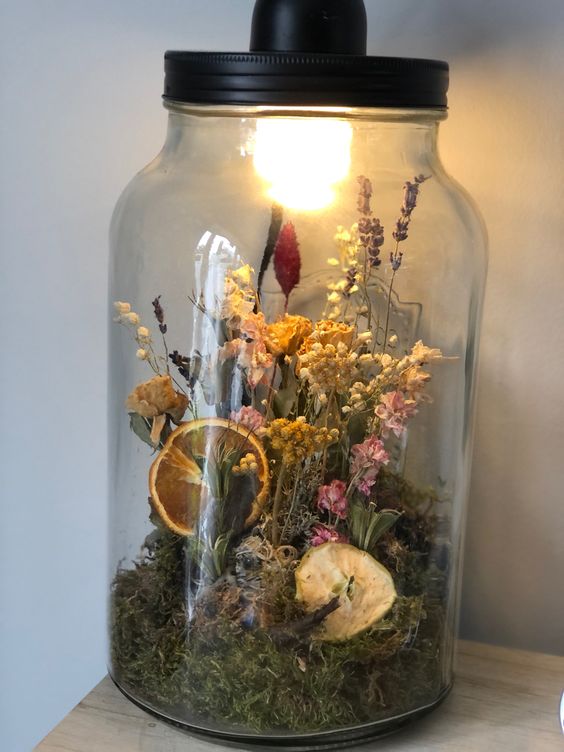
[253,118,352,211]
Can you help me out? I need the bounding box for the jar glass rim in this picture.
[162,100,448,123]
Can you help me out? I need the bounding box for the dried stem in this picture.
[382,269,397,353]
[161,332,170,375]
[257,202,283,302]
[271,461,288,547]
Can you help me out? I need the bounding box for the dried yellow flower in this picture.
[233,452,259,476]
[265,315,313,356]
[267,417,339,465]
[125,375,189,445]
[298,342,359,396]
[231,264,254,288]
[300,319,355,353]
[221,271,256,330]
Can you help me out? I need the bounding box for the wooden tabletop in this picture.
[36,640,564,751]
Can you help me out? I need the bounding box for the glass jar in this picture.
[108,13,487,748]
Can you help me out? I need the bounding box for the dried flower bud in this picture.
[137,326,151,345]
[152,295,167,334]
[390,251,404,271]
[114,301,131,316]
[355,331,372,344]
[343,266,358,297]
[169,350,192,383]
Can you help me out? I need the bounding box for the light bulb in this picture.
[253,118,352,211]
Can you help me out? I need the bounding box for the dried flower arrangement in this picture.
[110,174,451,734]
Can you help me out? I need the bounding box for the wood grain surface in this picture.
[36,640,564,751]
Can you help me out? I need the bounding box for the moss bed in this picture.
[110,474,450,734]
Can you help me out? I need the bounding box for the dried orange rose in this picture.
[126,374,189,445]
[265,315,313,356]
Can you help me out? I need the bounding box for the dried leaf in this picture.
[129,412,155,448]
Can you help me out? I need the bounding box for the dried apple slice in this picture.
[295,542,397,641]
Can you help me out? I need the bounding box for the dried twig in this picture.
[268,596,340,644]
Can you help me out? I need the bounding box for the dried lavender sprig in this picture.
[390,251,403,272]
[357,175,373,216]
[383,175,431,352]
[355,176,386,269]
[151,294,170,374]
[358,216,385,268]
[389,175,430,272]
[169,350,191,381]
[392,174,430,243]
[152,295,167,334]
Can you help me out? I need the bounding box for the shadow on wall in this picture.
[398,0,564,655]
[366,0,564,58]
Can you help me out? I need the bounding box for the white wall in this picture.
[1,1,562,750]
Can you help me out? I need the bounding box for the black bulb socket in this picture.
[250,0,368,55]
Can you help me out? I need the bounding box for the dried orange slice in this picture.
[149,417,270,536]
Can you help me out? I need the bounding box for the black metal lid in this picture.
[163,1,449,109]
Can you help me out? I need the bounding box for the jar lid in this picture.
[163,1,449,109]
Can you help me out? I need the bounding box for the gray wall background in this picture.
[1,1,563,750]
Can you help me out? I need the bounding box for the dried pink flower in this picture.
[310,523,349,547]
[230,406,267,436]
[220,338,274,389]
[241,339,274,388]
[273,222,301,307]
[316,479,348,519]
[375,390,418,438]
[240,311,269,342]
[357,479,375,496]
[350,435,390,496]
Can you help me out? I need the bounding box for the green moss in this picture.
[111,501,448,733]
